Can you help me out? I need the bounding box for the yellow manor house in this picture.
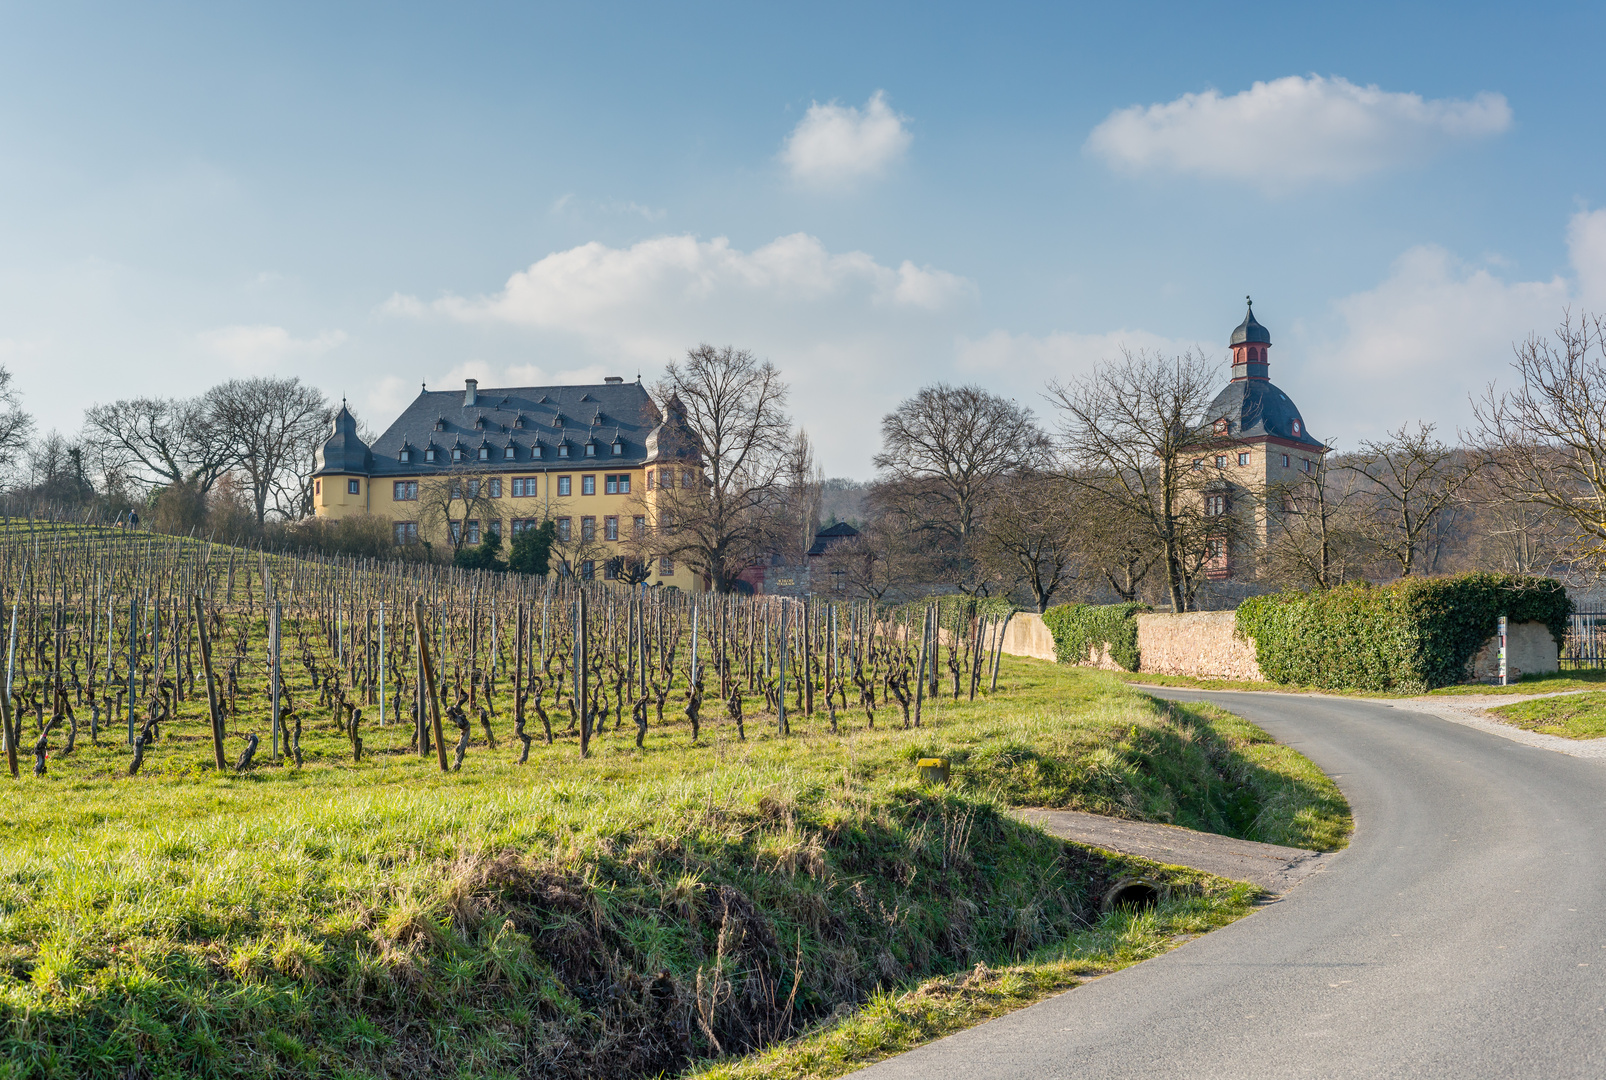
[310,376,705,589]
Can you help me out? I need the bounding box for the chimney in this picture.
[604,376,624,384]
[464,378,478,406]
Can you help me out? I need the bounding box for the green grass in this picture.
[1489,691,1606,739]
[1113,666,1604,701]
[686,877,1258,1080]
[0,657,1348,1079]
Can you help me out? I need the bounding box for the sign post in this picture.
[1498,615,1508,687]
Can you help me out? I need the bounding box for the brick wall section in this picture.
[1134,611,1264,680]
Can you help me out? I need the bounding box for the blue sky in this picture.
[1,1,1603,476]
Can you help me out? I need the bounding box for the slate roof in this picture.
[314,403,373,474]
[1230,301,1271,346]
[1203,378,1324,449]
[315,379,670,477]
[807,521,860,557]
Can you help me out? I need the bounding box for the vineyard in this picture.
[0,522,1016,780]
[0,521,1345,1080]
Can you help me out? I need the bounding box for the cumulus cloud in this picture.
[1086,75,1511,189]
[781,90,912,187]
[1297,209,1606,445]
[199,324,347,370]
[381,232,971,474]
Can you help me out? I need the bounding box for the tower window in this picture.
[1282,454,1290,468]
[1293,419,1302,436]
[1237,452,1249,466]
[1215,455,1226,468]
[347,479,360,495]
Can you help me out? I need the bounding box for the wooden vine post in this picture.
[413,597,449,771]
[0,594,15,779]
[194,594,227,770]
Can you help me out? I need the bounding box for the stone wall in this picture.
[1134,611,1263,681]
[1467,621,1560,681]
[999,612,1057,662]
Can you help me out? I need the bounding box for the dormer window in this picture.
[514,414,527,429]
[584,442,597,458]
[399,448,411,463]
[611,439,623,456]
[425,448,437,462]
[434,418,447,431]
[558,444,570,459]
[504,445,516,459]
[531,444,543,460]
[478,446,490,461]
[592,413,603,426]
[452,447,464,462]
[474,416,487,430]
[553,413,564,428]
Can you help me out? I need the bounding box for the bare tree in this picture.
[815,507,928,600]
[646,344,792,592]
[1260,450,1366,588]
[81,396,230,496]
[873,385,1047,592]
[978,469,1082,612]
[1470,311,1606,572]
[1343,422,1480,577]
[204,377,331,523]
[780,427,824,563]
[1048,348,1221,612]
[0,367,34,477]
[416,468,500,554]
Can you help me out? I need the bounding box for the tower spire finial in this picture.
[1246,294,1252,308]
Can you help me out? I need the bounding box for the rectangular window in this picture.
[513,476,539,497]
[584,444,596,458]
[633,515,646,538]
[581,515,596,542]
[450,520,462,544]
[558,475,572,496]
[1205,494,1227,517]
[556,517,571,542]
[581,559,595,579]
[659,556,674,575]
[504,445,516,459]
[465,520,481,545]
[682,469,695,487]
[646,471,655,491]
[488,478,502,498]
[605,475,618,495]
[1237,452,1249,466]
[511,517,537,534]
[425,448,437,462]
[399,449,410,463]
[1207,538,1226,559]
[347,479,360,495]
[604,473,631,494]
[393,480,418,501]
[466,479,480,498]
[314,479,320,496]
[1214,455,1226,468]
[393,522,418,545]
[605,515,618,541]
[581,474,596,495]
[603,559,619,580]
[1282,454,1290,468]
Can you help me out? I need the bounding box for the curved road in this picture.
[852,690,1606,1079]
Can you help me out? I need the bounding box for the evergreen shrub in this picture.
[1236,573,1572,692]
[1041,602,1148,672]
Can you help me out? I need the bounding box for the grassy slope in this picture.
[1112,667,1606,700]
[0,658,1347,1079]
[1490,691,1606,739]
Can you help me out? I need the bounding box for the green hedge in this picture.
[1236,573,1572,692]
[1041,602,1148,672]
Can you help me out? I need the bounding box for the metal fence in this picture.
[1561,610,1606,668]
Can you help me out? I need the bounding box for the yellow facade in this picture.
[313,468,700,588]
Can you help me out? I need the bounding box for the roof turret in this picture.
[313,402,373,476]
[1230,298,1271,346]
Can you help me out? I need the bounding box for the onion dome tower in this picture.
[1205,298,1323,449]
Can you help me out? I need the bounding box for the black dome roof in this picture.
[314,404,373,475]
[1230,301,1271,346]
[1204,378,1322,448]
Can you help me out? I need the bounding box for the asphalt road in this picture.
[851,690,1606,1079]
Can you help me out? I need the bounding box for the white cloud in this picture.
[198,324,347,370]
[781,90,912,187]
[1298,209,1606,445]
[381,232,971,475]
[1086,75,1511,189]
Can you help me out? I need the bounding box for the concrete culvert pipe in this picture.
[1102,877,1165,913]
